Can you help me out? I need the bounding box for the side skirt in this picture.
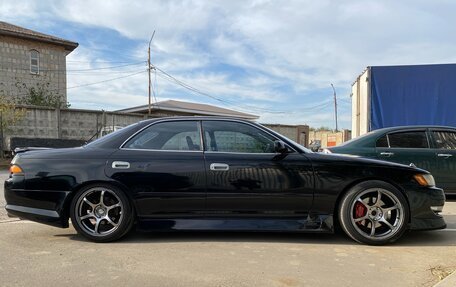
[136,215,334,233]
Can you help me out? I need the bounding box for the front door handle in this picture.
[210,163,230,171]
[437,153,453,158]
[380,152,394,157]
[112,161,130,169]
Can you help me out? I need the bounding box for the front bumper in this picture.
[4,177,70,228]
[407,186,446,231]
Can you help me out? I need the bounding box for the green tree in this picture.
[0,94,26,133]
[0,92,26,157]
[310,126,333,132]
[15,80,70,108]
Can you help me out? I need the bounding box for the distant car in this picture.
[325,126,456,195]
[309,140,322,152]
[5,118,446,245]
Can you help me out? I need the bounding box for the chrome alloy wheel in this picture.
[75,187,124,236]
[350,188,405,241]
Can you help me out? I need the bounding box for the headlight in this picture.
[413,174,435,187]
[322,149,332,154]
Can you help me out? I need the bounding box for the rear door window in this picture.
[432,131,456,150]
[376,135,389,147]
[387,131,429,148]
[123,121,201,151]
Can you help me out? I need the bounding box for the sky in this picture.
[1,0,456,129]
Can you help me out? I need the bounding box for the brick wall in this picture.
[0,35,68,103]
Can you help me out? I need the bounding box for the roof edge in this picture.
[0,30,78,51]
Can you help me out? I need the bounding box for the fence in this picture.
[1,105,147,152]
[0,105,311,154]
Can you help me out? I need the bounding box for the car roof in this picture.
[139,116,255,124]
[330,125,456,149]
[372,125,456,134]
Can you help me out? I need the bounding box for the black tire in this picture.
[70,184,134,242]
[338,180,410,245]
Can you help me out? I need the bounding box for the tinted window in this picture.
[433,131,456,149]
[388,131,428,148]
[124,121,200,151]
[376,135,388,147]
[203,121,276,153]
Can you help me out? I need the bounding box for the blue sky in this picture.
[2,0,456,129]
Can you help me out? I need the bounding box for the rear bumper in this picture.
[408,186,446,231]
[5,205,69,228]
[4,178,70,228]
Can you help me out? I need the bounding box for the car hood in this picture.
[309,152,429,174]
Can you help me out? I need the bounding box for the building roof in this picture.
[0,21,78,51]
[116,100,259,120]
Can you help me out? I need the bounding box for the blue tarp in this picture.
[370,64,456,130]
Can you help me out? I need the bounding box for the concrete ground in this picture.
[1,170,455,287]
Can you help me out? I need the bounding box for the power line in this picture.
[154,66,287,114]
[66,70,147,90]
[0,61,146,73]
[66,69,146,75]
[8,70,147,98]
[67,60,142,63]
[154,66,337,115]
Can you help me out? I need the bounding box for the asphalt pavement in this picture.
[1,170,455,287]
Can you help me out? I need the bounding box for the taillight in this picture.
[9,165,23,175]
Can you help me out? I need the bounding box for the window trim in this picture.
[119,118,298,154]
[30,49,40,75]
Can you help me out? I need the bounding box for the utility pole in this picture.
[331,83,338,131]
[148,31,155,116]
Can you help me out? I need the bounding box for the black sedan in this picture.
[4,117,446,245]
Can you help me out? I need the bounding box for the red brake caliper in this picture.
[354,202,367,224]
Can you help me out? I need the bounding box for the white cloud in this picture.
[2,0,456,129]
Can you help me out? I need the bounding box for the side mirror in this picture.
[274,140,288,153]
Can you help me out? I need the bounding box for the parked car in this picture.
[309,139,322,152]
[325,126,456,195]
[5,118,446,245]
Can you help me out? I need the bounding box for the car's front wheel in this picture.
[338,180,409,245]
[70,184,134,242]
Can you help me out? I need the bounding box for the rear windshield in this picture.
[84,122,143,148]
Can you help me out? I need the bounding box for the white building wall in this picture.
[351,68,370,138]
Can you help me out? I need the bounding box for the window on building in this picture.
[30,50,39,74]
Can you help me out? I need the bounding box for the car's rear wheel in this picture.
[338,180,409,245]
[70,184,133,242]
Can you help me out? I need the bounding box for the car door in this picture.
[429,129,456,193]
[202,120,314,217]
[105,120,206,217]
[375,130,436,172]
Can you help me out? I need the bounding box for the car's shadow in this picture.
[61,228,455,247]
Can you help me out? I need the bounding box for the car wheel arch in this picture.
[332,177,412,229]
[62,180,136,221]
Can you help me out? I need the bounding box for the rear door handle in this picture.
[112,161,130,169]
[380,152,394,157]
[210,163,229,171]
[437,153,453,158]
